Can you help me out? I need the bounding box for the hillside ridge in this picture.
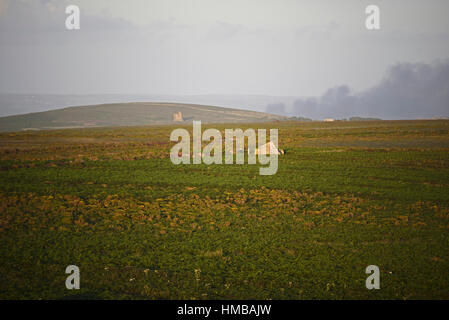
[0,102,288,132]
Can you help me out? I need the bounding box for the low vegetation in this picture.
[0,120,448,299]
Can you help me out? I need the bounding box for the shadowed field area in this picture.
[0,120,448,299]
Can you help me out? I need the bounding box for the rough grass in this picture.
[0,120,448,299]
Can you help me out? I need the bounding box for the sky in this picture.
[0,0,448,119]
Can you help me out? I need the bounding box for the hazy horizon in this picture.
[1,58,448,120]
[1,0,448,120]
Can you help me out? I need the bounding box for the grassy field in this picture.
[0,120,448,299]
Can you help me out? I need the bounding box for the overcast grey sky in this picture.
[0,0,449,97]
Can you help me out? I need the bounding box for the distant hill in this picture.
[287,116,312,121]
[349,117,382,121]
[0,102,287,132]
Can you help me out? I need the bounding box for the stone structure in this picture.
[172,111,184,122]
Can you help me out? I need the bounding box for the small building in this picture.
[324,118,335,122]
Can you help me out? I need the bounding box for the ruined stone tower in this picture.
[172,111,184,122]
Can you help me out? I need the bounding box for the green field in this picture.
[0,120,448,299]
